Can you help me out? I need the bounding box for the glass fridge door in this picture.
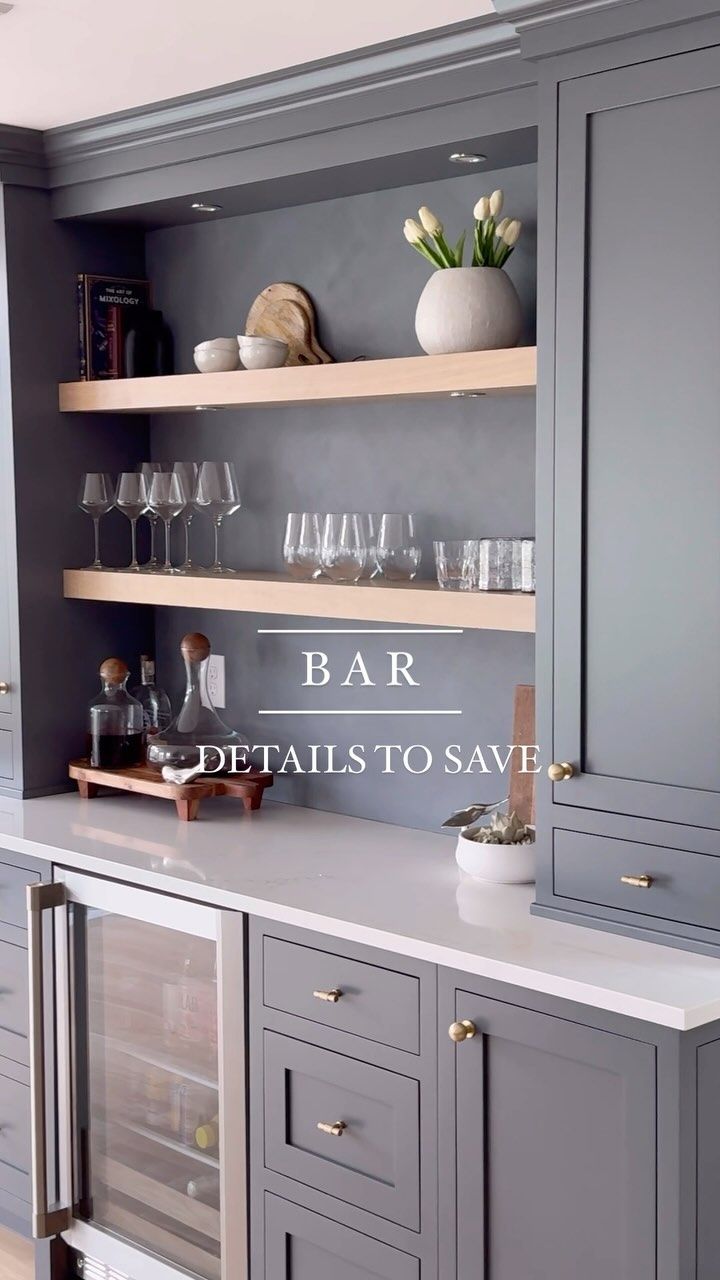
[28,871,246,1280]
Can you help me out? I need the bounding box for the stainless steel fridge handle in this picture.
[27,882,71,1238]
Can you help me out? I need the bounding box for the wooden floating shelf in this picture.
[58,348,537,414]
[63,569,536,633]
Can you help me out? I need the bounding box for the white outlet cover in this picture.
[205,654,226,709]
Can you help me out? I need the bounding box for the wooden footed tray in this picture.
[69,759,273,822]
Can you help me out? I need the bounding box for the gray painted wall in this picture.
[146,165,536,831]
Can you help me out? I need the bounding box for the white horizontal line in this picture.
[257,628,464,635]
[257,709,462,715]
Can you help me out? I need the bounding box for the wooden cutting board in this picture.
[245,283,333,366]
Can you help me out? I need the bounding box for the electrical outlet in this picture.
[206,653,226,708]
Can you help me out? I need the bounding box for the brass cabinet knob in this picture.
[448,1019,477,1043]
[317,1121,346,1137]
[0,683,8,695]
[548,762,574,782]
[620,874,653,889]
[313,988,342,1003]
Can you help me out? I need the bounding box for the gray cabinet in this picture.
[440,978,656,1280]
[264,1195,419,1280]
[0,848,37,1234]
[535,40,720,950]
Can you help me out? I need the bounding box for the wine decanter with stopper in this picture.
[88,658,144,769]
[147,633,249,770]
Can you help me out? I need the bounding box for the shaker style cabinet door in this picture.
[552,45,720,827]
[440,984,656,1280]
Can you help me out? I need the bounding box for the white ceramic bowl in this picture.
[237,334,289,370]
[196,337,238,351]
[455,829,535,884]
[194,342,240,373]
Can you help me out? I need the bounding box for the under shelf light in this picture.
[449,152,486,165]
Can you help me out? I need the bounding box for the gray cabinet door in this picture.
[552,45,720,828]
[264,1194,419,1280]
[264,1032,420,1229]
[442,986,656,1280]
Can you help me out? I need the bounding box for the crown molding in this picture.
[493,0,639,27]
[43,17,522,169]
[0,125,46,187]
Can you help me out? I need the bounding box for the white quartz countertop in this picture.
[2,791,720,1030]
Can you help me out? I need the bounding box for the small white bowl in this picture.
[455,828,535,884]
[194,345,240,373]
[195,337,238,351]
[237,334,289,370]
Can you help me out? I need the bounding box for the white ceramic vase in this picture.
[415,266,523,355]
[455,829,535,884]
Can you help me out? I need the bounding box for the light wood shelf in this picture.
[59,347,536,413]
[63,569,536,632]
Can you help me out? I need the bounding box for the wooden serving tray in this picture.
[69,759,273,822]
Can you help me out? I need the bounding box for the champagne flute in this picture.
[147,472,186,574]
[115,472,149,571]
[172,461,199,573]
[137,463,169,569]
[193,462,241,574]
[78,473,115,569]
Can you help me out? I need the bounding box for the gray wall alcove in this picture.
[146,163,537,831]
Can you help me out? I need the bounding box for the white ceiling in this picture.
[0,0,495,131]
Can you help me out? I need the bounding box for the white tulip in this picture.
[495,217,510,238]
[503,219,522,247]
[489,189,504,216]
[473,196,490,221]
[418,206,443,236]
[403,218,425,244]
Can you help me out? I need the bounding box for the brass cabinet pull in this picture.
[313,988,342,1003]
[0,682,8,695]
[548,762,574,782]
[620,873,653,889]
[317,1120,346,1137]
[448,1019,477,1043]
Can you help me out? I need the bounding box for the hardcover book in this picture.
[77,274,151,380]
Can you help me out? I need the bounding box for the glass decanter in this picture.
[132,655,172,737]
[88,658,144,769]
[146,633,249,769]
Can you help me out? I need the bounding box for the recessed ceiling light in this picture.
[191,202,222,213]
[449,152,487,165]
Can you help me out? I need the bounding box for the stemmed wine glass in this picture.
[147,472,186,574]
[78,473,115,569]
[137,463,168,570]
[172,461,199,573]
[193,462,241,574]
[115,472,149,571]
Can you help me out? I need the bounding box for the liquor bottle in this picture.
[132,655,172,738]
[186,1173,220,1208]
[87,658,144,769]
[195,1113,219,1153]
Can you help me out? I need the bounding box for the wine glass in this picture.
[116,473,149,571]
[283,513,323,580]
[193,462,241,574]
[360,513,381,580]
[172,461,199,573]
[137,463,169,569]
[376,513,421,581]
[321,513,366,583]
[78,473,115,569]
[147,472,186,574]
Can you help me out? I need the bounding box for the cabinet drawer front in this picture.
[263,936,420,1054]
[264,1194,418,1280]
[554,829,720,930]
[0,939,28,1064]
[0,858,39,933]
[0,1066,30,1205]
[264,1033,420,1229]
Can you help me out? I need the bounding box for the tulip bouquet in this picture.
[403,189,522,270]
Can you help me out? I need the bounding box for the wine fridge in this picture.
[27,871,246,1280]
